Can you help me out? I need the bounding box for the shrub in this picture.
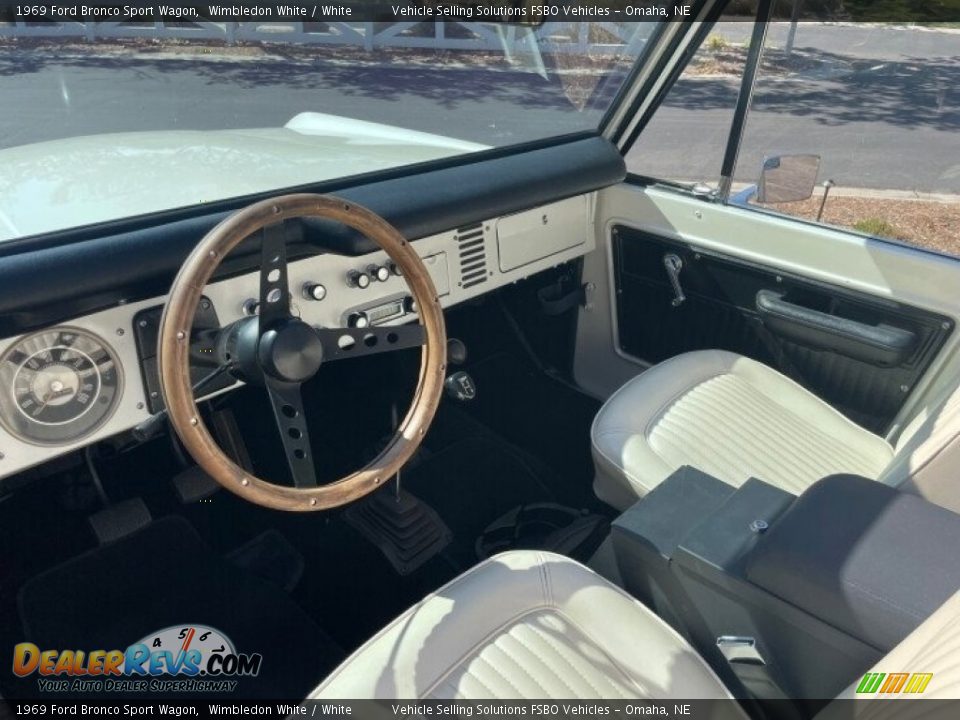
[853,217,902,238]
[705,34,730,51]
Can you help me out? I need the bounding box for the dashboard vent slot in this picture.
[456,224,488,289]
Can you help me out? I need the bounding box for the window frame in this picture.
[616,4,960,261]
[614,0,774,199]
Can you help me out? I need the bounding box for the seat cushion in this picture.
[881,378,960,515]
[825,589,960,705]
[311,550,737,701]
[591,350,894,510]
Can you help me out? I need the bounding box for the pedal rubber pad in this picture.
[227,530,305,592]
[87,497,152,545]
[172,464,220,504]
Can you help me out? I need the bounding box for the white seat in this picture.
[312,551,738,701]
[312,550,960,703]
[590,350,893,510]
[591,350,960,512]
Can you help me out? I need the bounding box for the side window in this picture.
[731,23,960,257]
[624,17,749,189]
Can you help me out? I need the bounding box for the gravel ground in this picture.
[0,36,616,70]
[766,195,960,257]
[688,43,833,77]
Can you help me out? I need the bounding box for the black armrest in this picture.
[612,466,735,563]
[756,290,916,366]
[745,474,960,651]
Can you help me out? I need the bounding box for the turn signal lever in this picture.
[132,363,235,442]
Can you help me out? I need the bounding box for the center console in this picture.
[611,469,960,703]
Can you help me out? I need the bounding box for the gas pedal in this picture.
[87,497,152,545]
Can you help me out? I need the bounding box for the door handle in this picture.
[663,253,686,307]
[756,290,917,366]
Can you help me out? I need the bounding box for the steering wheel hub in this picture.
[258,319,324,383]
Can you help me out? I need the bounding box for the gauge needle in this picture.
[33,387,75,415]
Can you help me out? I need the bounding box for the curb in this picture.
[721,182,958,202]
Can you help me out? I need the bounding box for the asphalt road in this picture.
[631,22,960,192]
[0,49,601,149]
[1,22,958,193]
[721,21,960,62]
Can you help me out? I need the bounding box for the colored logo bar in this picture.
[856,672,933,695]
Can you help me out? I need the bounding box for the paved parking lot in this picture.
[1,22,958,193]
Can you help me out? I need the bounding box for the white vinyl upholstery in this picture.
[590,350,894,510]
[813,590,960,717]
[312,551,960,703]
[881,379,960,514]
[312,550,738,701]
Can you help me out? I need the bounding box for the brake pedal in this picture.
[172,464,220,504]
[87,498,152,545]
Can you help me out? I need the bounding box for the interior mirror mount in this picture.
[757,154,821,204]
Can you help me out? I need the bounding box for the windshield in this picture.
[0,20,662,241]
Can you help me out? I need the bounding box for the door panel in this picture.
[611,226,952,433]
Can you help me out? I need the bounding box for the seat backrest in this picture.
[880,380,960,515]
[819,589,960,709]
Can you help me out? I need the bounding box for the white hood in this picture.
[0,112,488,241]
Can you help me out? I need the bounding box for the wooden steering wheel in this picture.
[157,194,447,511]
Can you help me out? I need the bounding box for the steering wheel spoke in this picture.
[258,221,292,332]
[317,324,425,361]
[265,379,318,488]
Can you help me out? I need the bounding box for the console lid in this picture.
[745,474,960,651]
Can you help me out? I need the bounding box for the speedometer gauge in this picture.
[0,328,123,445]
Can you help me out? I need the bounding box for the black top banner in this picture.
[2,0,959,23]
[0,1,691,24]
[4,699,960,719]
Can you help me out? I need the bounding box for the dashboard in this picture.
[0,193,595,482]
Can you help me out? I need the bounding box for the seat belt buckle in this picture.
[717,636,766,666]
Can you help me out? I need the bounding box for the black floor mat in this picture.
[460,352,602,510]
[285,510,457,654]
[441,286,603,511]
[279,435,584,652]
[402,436,557,566]
[13,516,342,700]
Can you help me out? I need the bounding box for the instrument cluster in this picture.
[0,328,123,445]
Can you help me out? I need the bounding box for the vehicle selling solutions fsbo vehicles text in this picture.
[389,5,687,19]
